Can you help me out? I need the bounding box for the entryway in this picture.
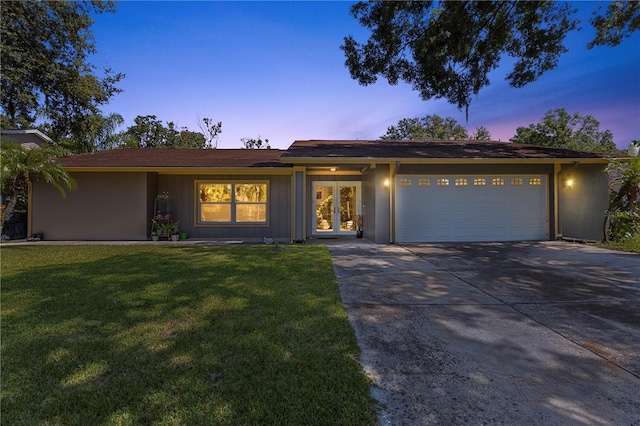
[313,181,361,236]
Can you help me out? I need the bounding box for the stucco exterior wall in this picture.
[31,172,149,240]
[157,174,292,241]
[361,166,391,244]
[558,163,609,241]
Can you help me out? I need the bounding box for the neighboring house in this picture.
[30,140,618,243]
[1,129,52,149]
[1,129,52,222]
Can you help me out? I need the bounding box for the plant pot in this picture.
[171,234,179,241]
[152,235,159,241]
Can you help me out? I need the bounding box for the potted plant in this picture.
[168,220,180,241]
[152,220,167,237]
[354,214,363,238]
[151,230,159,241]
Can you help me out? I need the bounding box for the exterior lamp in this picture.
[329,167,337,172]
[563,174,574,188]
[383,178,390,187]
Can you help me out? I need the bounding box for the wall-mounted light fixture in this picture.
[329,167,337,172]
[563,173,574,188]
[561,161,579,189]
[383,178,390,188]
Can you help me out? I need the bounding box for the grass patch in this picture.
[1,245,377,425]
[596,235,640,253]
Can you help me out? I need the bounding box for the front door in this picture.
[314,181,361,235]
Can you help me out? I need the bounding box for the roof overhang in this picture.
[63,166,294,175]
[280,157,614,165]
[1,129,53,147]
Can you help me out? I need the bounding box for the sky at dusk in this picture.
[90,1,640,150]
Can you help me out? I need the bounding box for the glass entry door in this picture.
[314,181,360,235]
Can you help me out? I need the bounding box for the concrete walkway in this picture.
[329,242,640,425]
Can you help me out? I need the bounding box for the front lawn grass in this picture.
[1,245,377,425]
[596,235,640,253]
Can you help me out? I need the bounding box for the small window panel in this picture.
[529,178,542,186]
[200,184,232,202]
[511,178,523,186]
[473,178,486,186]
[492,178,505,186]
[455,178,468,186]
[418,178,430,186]
[400,178,412,186]
[437,179,450,186]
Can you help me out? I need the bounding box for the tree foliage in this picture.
[197,117,223,149]
[342,1,639,114]
[241,136,271,149]
[380,115,488,140]
[0,1,124,143]
[510,109,618,153]
[124,115,208,149]
[470,126,491,141]
[57,112,125,153]
[604,154,640,241]
[342,1,578,114]
[589,0,640,48]
[0,143,75,228]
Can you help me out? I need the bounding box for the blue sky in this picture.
[91,1,640,149]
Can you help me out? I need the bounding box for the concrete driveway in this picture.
[329,241,640,425]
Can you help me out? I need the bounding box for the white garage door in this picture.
[396,175,548,242]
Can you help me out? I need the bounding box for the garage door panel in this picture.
[472,227,491,238]
[397,175,548,242]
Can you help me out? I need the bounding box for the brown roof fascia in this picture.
[281,157,614,165]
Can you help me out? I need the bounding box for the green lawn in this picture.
[596,235,640,253]
[1,245,377,425]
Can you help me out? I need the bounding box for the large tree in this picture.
[342,1,578,115]
[124,115,208,149]
[0,143,75,229]
[56,112,125,152]
[0,0,124,143]
[510,109,618,153]
[589,0,640,48]
[342,1,638,114]
[380,115,488,140]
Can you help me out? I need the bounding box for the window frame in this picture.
[195,180,269,226]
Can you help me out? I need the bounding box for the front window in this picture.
[198,181,268,224]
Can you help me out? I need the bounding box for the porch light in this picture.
[329,167,337,172]
[563,174,574,188]
[383,178,390,187]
